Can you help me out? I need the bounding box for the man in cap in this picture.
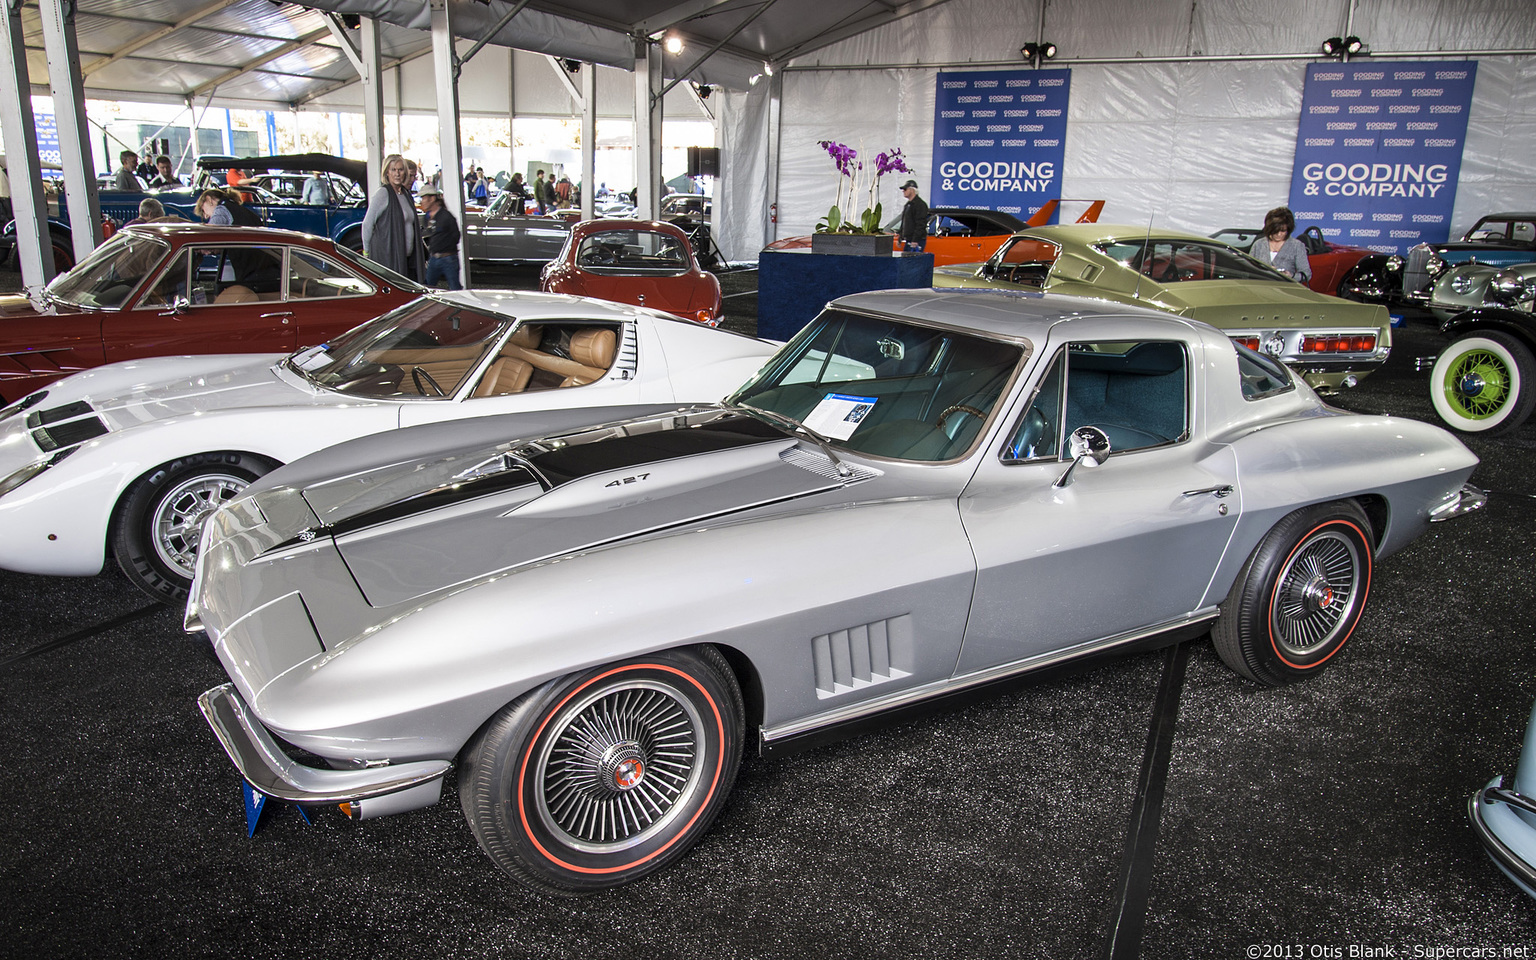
[897,178,929,253]
[418,182,462,290]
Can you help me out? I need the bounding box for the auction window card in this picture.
[804,393,878,440]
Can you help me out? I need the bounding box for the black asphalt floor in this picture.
[1,260,1534,958]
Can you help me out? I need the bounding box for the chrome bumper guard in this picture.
[1429,483,1488,522]
[198,683,451,806]
[1468,782,1536,894]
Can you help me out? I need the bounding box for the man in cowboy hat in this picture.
[418,182,462,290]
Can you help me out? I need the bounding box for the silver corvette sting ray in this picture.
[191,289,1485,894]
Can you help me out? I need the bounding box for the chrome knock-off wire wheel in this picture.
[461,647,744,894]
[1269,527,1364,659]
[534,679,705,854]
[1212,502,1375,686]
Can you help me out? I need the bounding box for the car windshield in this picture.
[1464,218,1536,244]
[1096,238,1287,283]
[576,229,689,274]
[334,244,424,292]
[45,233,169,308]
[289,298,509,398]
[726,309,1025,463]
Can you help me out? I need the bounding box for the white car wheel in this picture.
[1430,332,1536,435]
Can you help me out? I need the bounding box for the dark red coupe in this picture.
[540,219,722,325]
[0,223,423,403]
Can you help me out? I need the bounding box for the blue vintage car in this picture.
[7,153,368,271]
[1468,701,1536,900]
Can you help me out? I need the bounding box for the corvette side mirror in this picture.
[1054,426,1112,488]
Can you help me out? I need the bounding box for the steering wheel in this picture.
[411,366,446,397]
[938,403,986,438]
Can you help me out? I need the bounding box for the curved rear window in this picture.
[1235,343,1294,399]
[576,229,689,274]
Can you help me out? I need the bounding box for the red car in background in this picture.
[540,219,722,325]
[0,223,423,404]
[1211,226,1375,297]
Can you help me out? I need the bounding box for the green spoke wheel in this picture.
[1430,332,1535,435]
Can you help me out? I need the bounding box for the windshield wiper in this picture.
[729,402,852,478]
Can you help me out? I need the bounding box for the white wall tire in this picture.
[1429,332,1536,435]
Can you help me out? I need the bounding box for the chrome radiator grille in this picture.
[1402,245,1433,295]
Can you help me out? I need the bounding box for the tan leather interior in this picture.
[473,356,534,397]
[214,284,259,304]
[477,324,618,396]
[569,328,617,368]
[373,343,486,395]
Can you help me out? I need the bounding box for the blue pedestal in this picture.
[757,250,935,341]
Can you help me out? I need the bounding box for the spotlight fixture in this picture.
[693,82,713,100]
[1020,41,1057,67]
[560,58,582,73]
[1321,35,1366,58]
[340,13,360,29]
[663,33,684,54]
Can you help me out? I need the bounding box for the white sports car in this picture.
[0,290,777,602]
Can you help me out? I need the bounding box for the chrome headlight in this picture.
[1491,272,1532,304]
[0,389,49,423]
[1425,254,1447,277]
[1385,254,1404,271]
[1450,273,1476,295]
[0,446,76,498]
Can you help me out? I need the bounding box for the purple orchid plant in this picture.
[817,140,912,234]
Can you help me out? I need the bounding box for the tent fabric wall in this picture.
[743,0,1536,248]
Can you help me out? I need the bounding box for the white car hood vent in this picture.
[25,400,108,451]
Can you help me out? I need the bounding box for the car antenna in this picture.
[1133,216,1153,301]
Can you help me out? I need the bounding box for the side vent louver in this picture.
[32,416,108,451]
[812,615,913,699]
[780,447,880,482]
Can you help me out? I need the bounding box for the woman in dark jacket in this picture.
[361,153,424,280]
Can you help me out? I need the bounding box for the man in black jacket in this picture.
[897,179,929,253]
[418,183,461,290]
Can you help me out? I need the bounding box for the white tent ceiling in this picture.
[14,0,953,110]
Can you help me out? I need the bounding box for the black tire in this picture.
[339,228,364,253]
[112,452,276,604]
[1212,501,1374,686]
[459,645,744,895]
[1429,331,1536,436]
[50,237,75,274]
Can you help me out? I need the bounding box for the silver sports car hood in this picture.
[215,405,878,612]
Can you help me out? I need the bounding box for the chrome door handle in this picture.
[260,311,294,323]
[1181,484,1234,499]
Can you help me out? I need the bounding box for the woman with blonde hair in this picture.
[361,153,423,279]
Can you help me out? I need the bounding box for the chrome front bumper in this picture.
[198,683,450,813]
[1468,781,1536,900]
[1429,483,1488,522]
